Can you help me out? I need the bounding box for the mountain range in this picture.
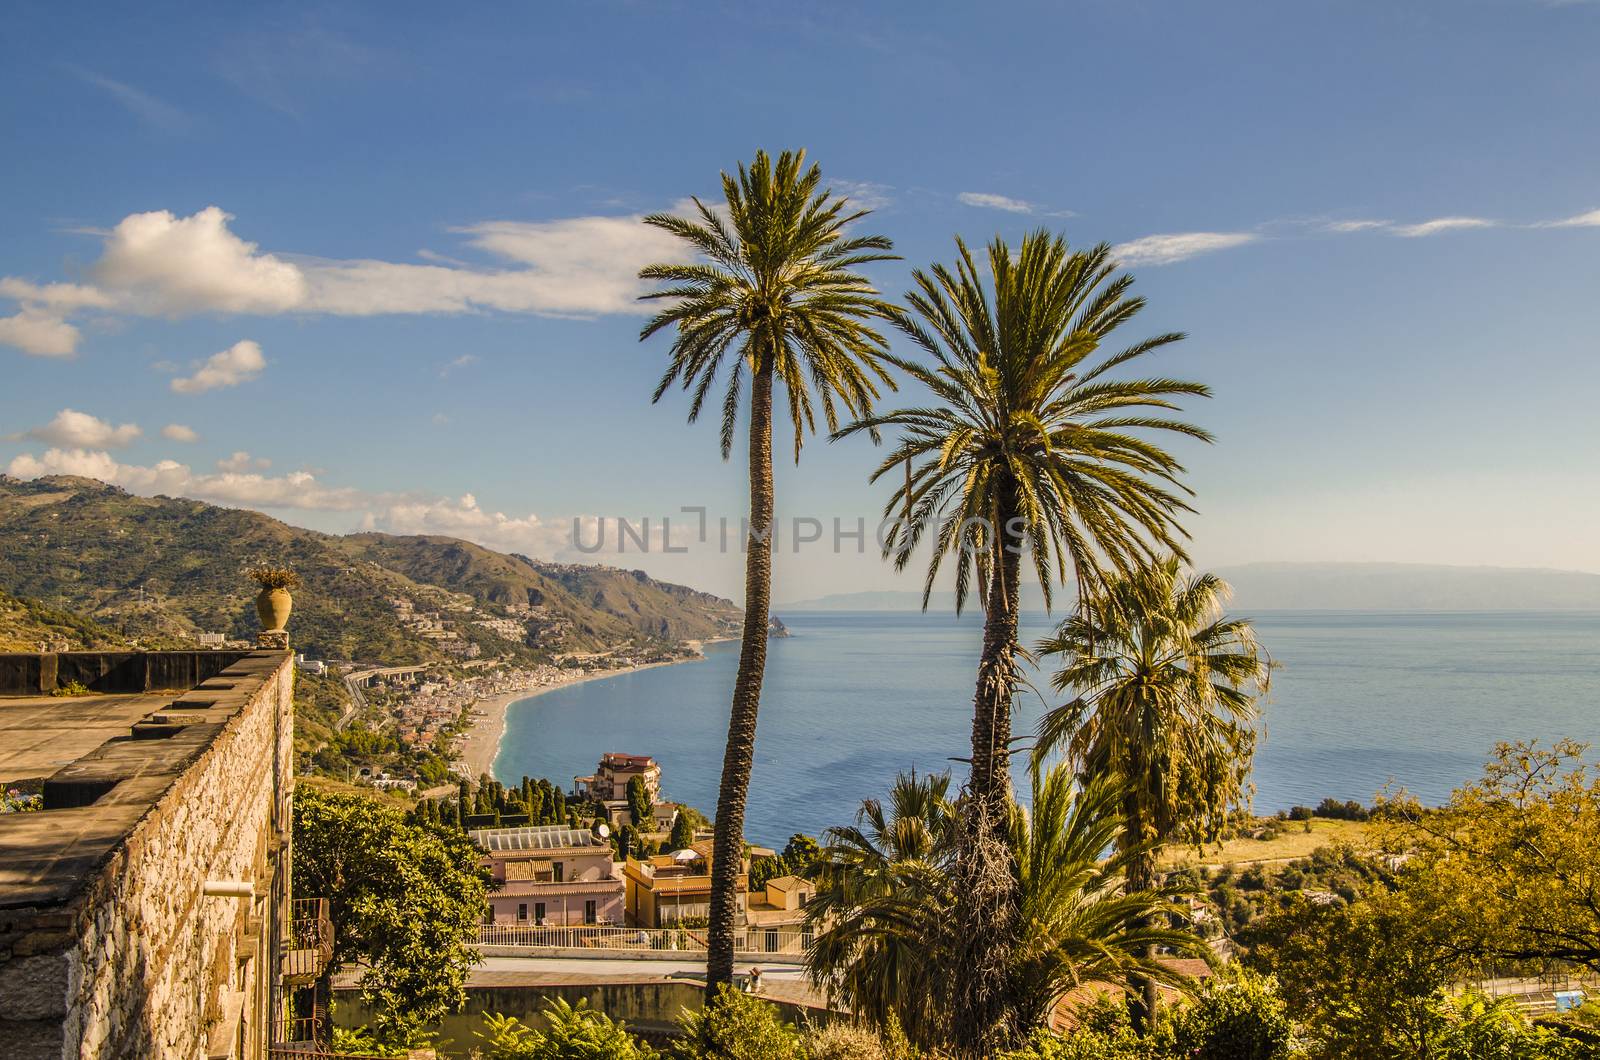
[0,475,740,662]
[779,562,1600,612]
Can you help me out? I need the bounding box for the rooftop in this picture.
[0,649,285,909]
[470,824,604,852]
[600,753,657,768]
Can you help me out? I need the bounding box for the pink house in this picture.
[471,825,624,926]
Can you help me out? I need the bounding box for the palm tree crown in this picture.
[641,148,900,458]
[1036,557,1272,857]
[837,229,1210,612]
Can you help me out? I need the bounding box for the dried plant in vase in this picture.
[246,566,300,632]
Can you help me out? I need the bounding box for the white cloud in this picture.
[20,409,141,448]
[5,448,366,511]
[171,340,266,394]
[0,203,690,347]
[1111,231,1259,266]
[71,68,189,132]
[1390,216,1496,238]
[0,279,114,311]
[1545,207,1600,228]
[438,354,478,377]
[161,423,199,443]
[958,191,1036,213]
[1324,219,1392,232]
[0,307,81,357]
[217,451,271,472]
[832,180,894,212]
[371,493,569,555]
[94,207,308,315]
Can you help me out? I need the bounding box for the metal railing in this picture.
[282,898,334,984]
[476,922,813,957]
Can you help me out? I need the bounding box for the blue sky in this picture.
[3,0,1598,602]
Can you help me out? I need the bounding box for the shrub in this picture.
[803,1021,890,1060]
[1155,965,1293,1060]
[475,999,654,1059]
[1287,805,1314,821]
[1314,797,1370,821]
[998,993,1149,1060]
[671,986,806,1060]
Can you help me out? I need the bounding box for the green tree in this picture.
[780,833,821,877]
[837,232,1208,1055]
[1037,558,1268,1024]
[627,774,653,827]
[1375,739,1600,974]
[808,764,1206,1052]
[1249,886,1466,1059]
[639,148,898,998]
[669,810,697,852]
[292,787,491,1042]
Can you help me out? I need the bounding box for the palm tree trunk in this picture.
[1123,775,1160,1030]
[704,356,775,1001]
[951,481,1024,1056]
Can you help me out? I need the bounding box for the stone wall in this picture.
[0,651,294,1059]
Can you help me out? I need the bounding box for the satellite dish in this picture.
[595,823,611,838]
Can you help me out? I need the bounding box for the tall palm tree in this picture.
[638,149,899,997]
[1036,556,1270,1026]
[835,230,1209,1053]
[806,764,1207,1050]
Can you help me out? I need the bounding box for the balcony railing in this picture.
[475,922,812,959]
[282,898,334,985]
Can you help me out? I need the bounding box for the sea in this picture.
[495,610,1600,847]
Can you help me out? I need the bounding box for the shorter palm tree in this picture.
[806,765,1207,1050]
[1036,556,1270,1024]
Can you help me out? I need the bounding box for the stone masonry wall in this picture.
[2,652,293,1059]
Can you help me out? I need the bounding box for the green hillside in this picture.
[0,587,139,652]
[338,534,740,645]
[0,475,738,663]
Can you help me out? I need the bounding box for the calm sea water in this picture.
[495,610,1600,847]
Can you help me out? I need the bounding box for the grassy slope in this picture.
[0,587,140,651]
[1161,818,1372,869]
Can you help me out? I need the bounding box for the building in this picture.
[472,824,624,926]
[0,648,324,1060]
[743,874,817,955]
[745,875,815,928]
[622,840,748,927]
[574,752,661,803]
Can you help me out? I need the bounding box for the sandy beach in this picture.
[456,647,729,779]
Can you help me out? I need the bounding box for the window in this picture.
[517,903,528,922]
[553,862,564,883]
[584,900,597,924]
[534,902,546,924]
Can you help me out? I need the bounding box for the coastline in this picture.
[456,639,735,780]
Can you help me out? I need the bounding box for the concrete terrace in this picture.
[0,649,295,1059]
[0,651,276,910]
